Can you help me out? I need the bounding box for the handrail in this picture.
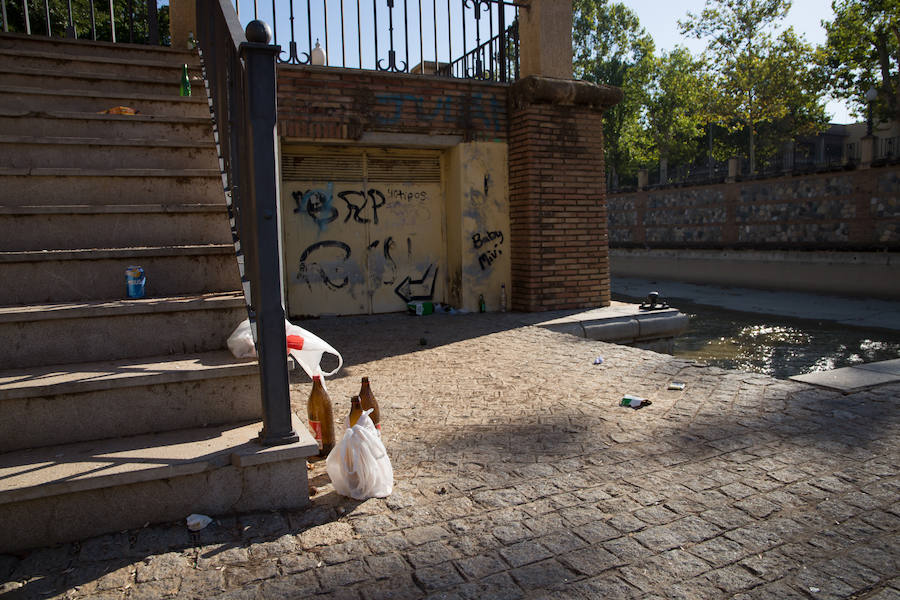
[197,0,299,446]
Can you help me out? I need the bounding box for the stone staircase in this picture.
[0,33,316,554]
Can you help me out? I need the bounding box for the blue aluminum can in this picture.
[126,266,146,298]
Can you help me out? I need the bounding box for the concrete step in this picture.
[0,351,261,453]
[0,31,198,64]
[0,109,212,140]
[0,85,210,118]
[0,415,317,553]
[0,63,203,96]
[0,244,241,304]
[0,204,233,251]
[0,135,219,170]
[0,168,224,206]
[0,292,247,369]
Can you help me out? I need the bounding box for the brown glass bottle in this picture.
[348,395,362,428]
[358,377,381,430]
[307,375,335,456]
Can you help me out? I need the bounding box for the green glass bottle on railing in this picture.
[180,64,191,97]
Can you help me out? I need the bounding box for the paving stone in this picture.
[700,564,762,593]
[575,520,621,544]
[734,495,782,519]
[317,559,370,589]
[363,574,423,600]
[498,540,552,568]
[454,553,507,580]
[537,530,588,555]
[414,563,465,592]
[688,536,749,566]
[268,554,313,578]
[558,545,623,577]
[634,505,680,525]
[405,525,451,546]
[406,541,460,569]
[569,574,642,600]
[135,552,192,583]
[509,558,577,590]
[363,553,410,579]
[457,572,523,600]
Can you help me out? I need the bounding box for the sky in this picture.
[624,0,857,124]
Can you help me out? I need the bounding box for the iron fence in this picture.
[0,0,164,44]
[234,0,523,82]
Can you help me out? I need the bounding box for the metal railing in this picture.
[198,0,299,445]
[234,0,523,82]
[0,0,164,44]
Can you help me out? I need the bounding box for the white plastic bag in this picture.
[226,319,256,358]
[226,319,343,382]
[326,409,393,500]
[285,320,343,380]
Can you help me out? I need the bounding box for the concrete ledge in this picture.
[790,358,900,393]
[537,301,689,350]
[0,416,318,553]
[0,429,315,553]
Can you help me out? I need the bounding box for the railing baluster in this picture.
[356,0,361,68]
[90,0,97,39]
[432,0,437,71]
[146,0,158,44]
[372,0,378,69]
[307,0,312,63]
[271,0,277,46]
[403,0,408,72]
[23,0,30,35]
[323,0,328,66]
[445,0,450,73]
[108,0,115,42]
[418,0,422,71]
[127,0,133,42]
[340,0,345,67]
[66,0,75,37]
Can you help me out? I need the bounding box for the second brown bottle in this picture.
[358,376,381,430]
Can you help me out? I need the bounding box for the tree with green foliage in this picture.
[636,46,711,176]
[680,0,826,172]
[573,0,655,186]
[820,0,900,123]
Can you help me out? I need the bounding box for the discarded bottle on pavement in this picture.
[500,284,507,312]
[348,395,362,428]
[180,64,191,97]
[358,376,381,430]
[307,375,335,456]
[479,294,486,313]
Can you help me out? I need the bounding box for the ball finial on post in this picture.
[245,20,272,44]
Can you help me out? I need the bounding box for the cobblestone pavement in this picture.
[2,312,899,599]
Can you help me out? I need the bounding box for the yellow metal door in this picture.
[281,147,445,316]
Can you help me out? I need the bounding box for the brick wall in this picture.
[608,166,900,250]
[508,77,621,311]
[276,66,508,141]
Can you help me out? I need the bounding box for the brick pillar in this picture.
[508,76,622,311]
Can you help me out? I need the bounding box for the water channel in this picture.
[613,292,900,380]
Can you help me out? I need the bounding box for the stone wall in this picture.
[608,166,900,250]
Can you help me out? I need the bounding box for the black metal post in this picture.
[241,20,300,446]
[146,0,159,44]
